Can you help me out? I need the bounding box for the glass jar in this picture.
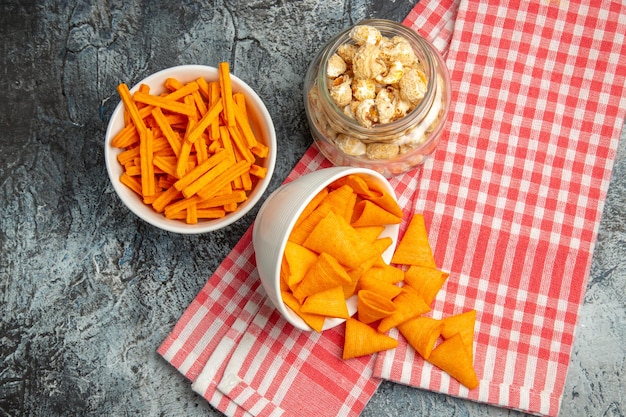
[303,19,451,177]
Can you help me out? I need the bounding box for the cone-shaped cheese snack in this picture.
[441,310,477,362]
[283,241,319,291]
[378,287,431,333]
[357,290,396,324]
[289,202,331,245]
[301,286,350,319]
[293,252,351,302]
[303,211,378,269]
[427,333,479,389]
[353,225,385,242]
[282,290,325,332]
[321,184,357,223]
[403,266,449,306]
[398,316,443,360]
[332,174,403,218]
[391,214,437,268]
[351,200,402,227]
[295,187,329,228]
[342,318,398,359]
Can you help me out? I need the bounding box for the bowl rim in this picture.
[105,64,277,234]
[254,166,400,331]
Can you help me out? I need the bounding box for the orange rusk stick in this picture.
[219,125,236,162]
[196,190,247,208]
[117,83,147,138]
[140,128,156,197]
[152,185,182,213]
[176,140,193,179]
[186,201,198,224]
[173,148,229,192]
[209,81,221,140]
[111,124,138,148]
[151,107,182,157]
[181,158,233,199]
[164,195,201,218]
[195,77,211,100]
[166,208,226,220]
[185,100,224,144]
[218,62,236,127]
[196,160,251,200]
[133,91,196,116]
[120,173,142,195]
[227,125,255,164]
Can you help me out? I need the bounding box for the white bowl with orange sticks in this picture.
[105,64,277,233]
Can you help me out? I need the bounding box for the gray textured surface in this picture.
[0,1,624,416]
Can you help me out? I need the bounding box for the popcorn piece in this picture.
[354,99,378,128]
[337,43,358,64]
[366,143,400,159]
[375,88,396,124]
[327,53,348,78]
[379,36,418,67]
[334,134,366,156]
[329,75,353,107]
[399,66,428,104]
[350,25,382,46]
[377,60,404,85]
[351,78,377,101]
[352,44,386,80]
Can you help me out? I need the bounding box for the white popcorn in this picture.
[354,99,378,128]
[352,44,386,80]
[376,60,404,85]
[399,66,428,103]
[334,134,366,156]
[375,88,396,124]
[337,43,358,65]
[326,53,348,78]
[351,78,377,101]
[329,75,353,107]
[366,143,400,159]
[379,36,418,66]
[350,25,382,46]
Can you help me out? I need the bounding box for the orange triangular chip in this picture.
[403,266,449,305]
[362,264,404,284]
[293,252,352,302]
[332,174,403,218]
[303,211,378,269]
[301,286,349,319]
[289,202,331,245]
[282,290,325,332]
[356,290,396,324]
[351,200,402,227]
[378,287,431,333]
[391,214,437,268]
[354,225,385,242]
[372,237,394,258]
[283,242,319,290]
[321,184,357,222]
[295,187,329,227]
[427,333,479,389]
[441,310,476,362]
[342,318,398,359]
[398,316,443,359]
[343,255,378,298]
[357,274,403,300]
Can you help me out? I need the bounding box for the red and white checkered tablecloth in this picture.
[158,1,626,416]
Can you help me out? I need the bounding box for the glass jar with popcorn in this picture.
[303,19,451,177]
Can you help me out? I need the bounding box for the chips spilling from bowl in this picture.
[280,175,479,389]
[110,62,270,224]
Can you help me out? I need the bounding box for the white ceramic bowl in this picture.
[105,65,277,234]
[253,167,400,331]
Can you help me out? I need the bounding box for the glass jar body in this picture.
[303,19,451,177]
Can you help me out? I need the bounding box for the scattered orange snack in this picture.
[110,63,269,224]
[279,181,480,388]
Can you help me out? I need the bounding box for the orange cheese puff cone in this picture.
[283,241,319,291]
[354,225,385,242]
[280,256,290,292]
[403,266,449,306]
[295,187,329,227]
[372,237,394,258]
[398,316,443,360]
[333,174,403,218]
[391,214,437,268]
[357,290,396,324]
[378,287,431,333]
[427,333,479,389]
[362,264,404,285]
[301,286,350,319]
[293,252,352,303]
[321,184,357,222]
[357,274,402,300]
[441,310,477,362]
[342,318,398,359]
[344,256,378,298]
[282,291,325,332]
[351,199,402,227]
[288,203,332,245]
[303,211,378,269]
